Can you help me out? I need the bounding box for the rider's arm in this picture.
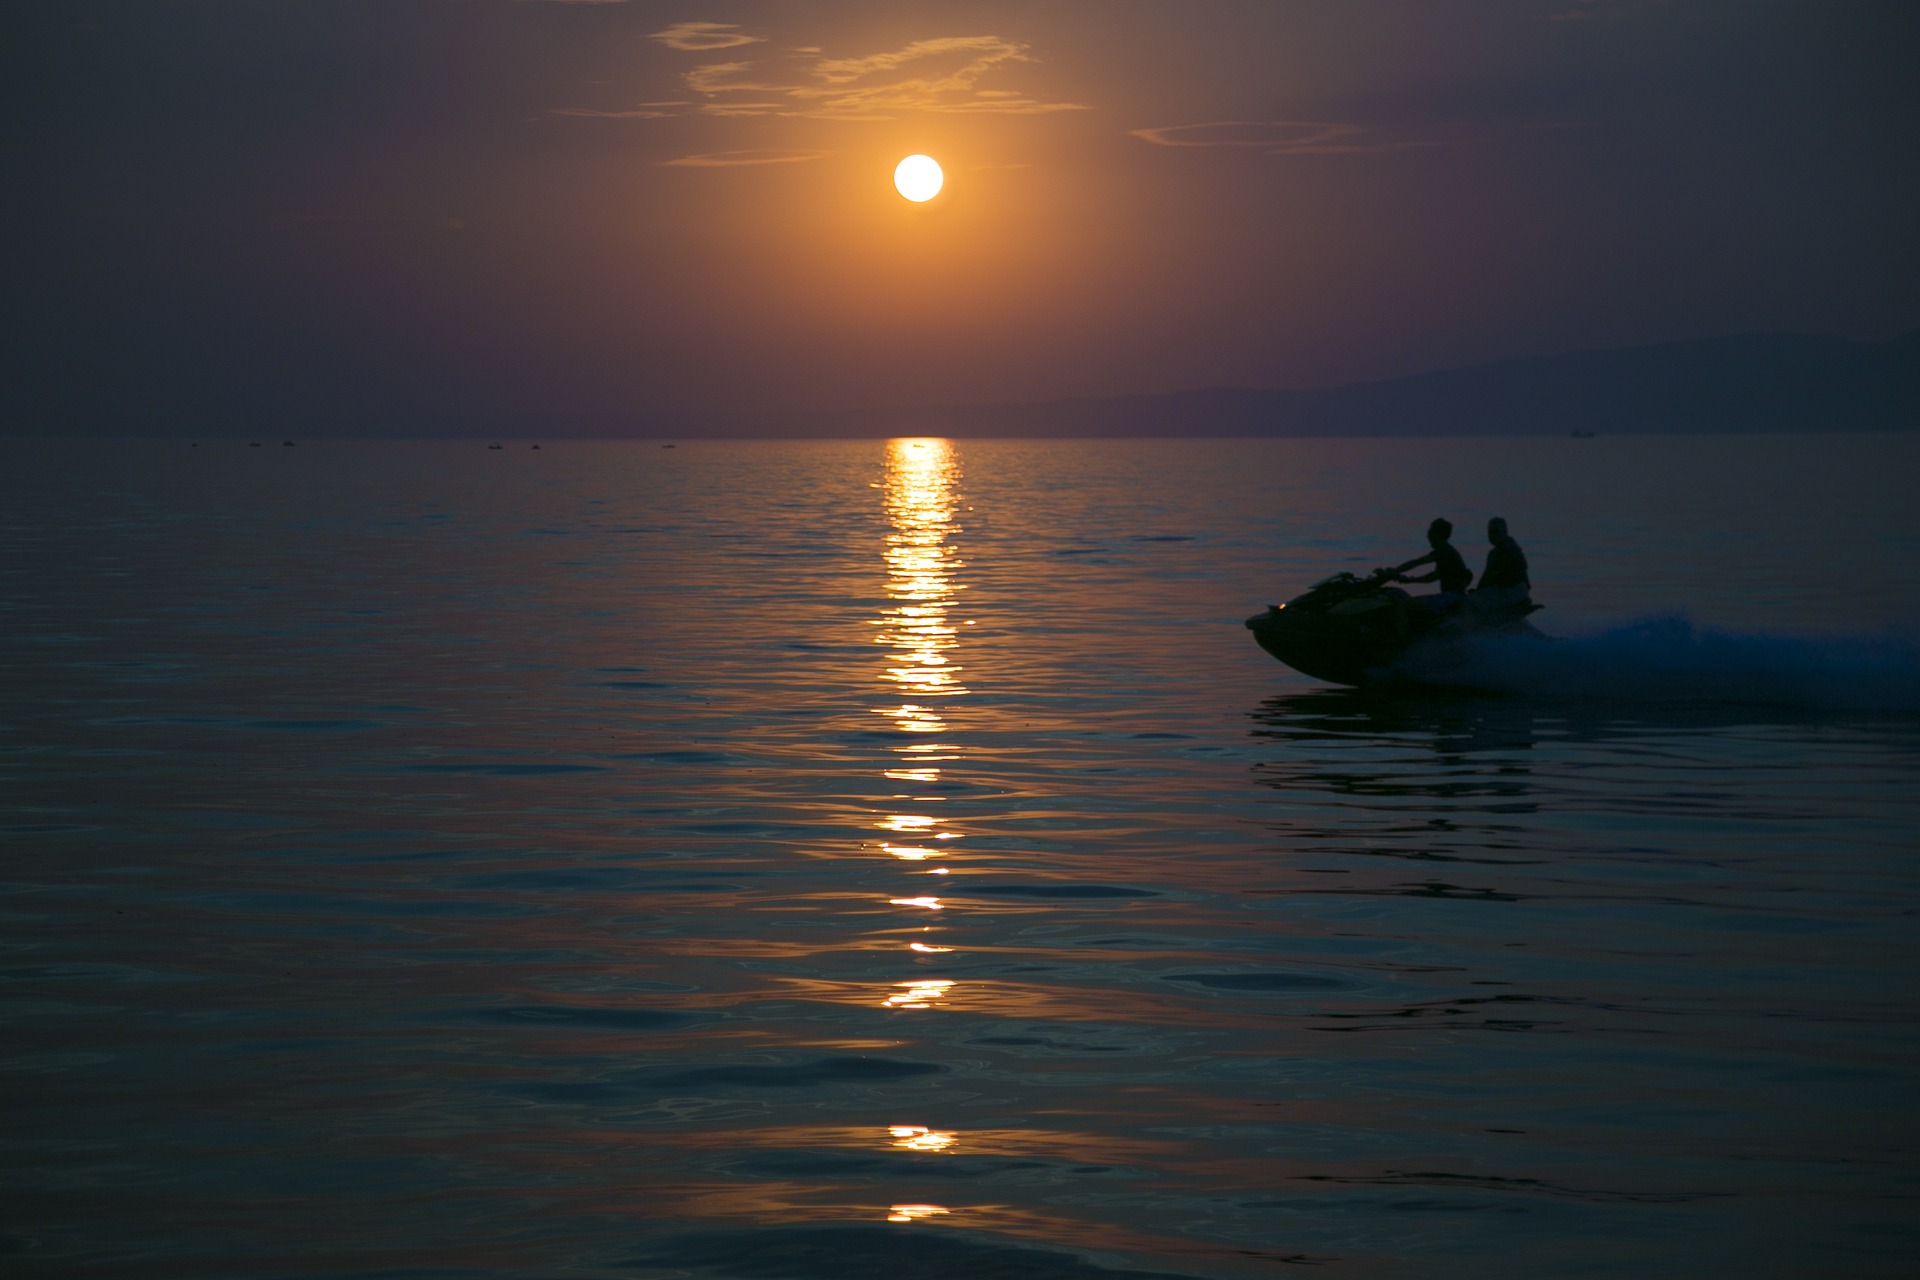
[1389,551,1436,577]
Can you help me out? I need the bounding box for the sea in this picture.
[4,434,1918,1279]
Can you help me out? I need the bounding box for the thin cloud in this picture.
[679,36,1088,120]
[1129,120,1436,156]
[661,149,833,168]
[685,62,756,95]
[698,102,792,119]
[651,22,761,51]
[551,104,683,119]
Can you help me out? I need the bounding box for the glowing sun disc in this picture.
[894,154,943,202]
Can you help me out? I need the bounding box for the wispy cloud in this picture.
[1130,120,1436,156]
[550,102,685,119]
[650,21,762,51]
[661,149,833,168]
[678,35,1088,120]
[551,28,1086,124]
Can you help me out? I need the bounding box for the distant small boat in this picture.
[488,443,504,450]
[530,444,541,450]
[282,440,295,447]
[662,444,676,449]
[249,441,261,447]
[1571,430,1595,438]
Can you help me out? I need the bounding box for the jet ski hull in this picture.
[1246,602,1406,686]
[1246,574,1545,688]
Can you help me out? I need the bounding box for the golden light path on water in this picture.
[874,436,967,917]
[872,437,967,1216]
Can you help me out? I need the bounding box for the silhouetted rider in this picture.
[1472,516,1531,611]
[1388,518,1472,598]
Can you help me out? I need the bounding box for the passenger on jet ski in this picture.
[1470,517,1531,614]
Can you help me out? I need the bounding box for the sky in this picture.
[5,0,1917,436]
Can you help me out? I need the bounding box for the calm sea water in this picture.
[4,435,1918,1279]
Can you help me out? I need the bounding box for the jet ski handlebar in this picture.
[1306,567,1403,594]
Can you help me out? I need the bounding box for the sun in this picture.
[893,154,943,203]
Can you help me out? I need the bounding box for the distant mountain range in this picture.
[820,330,1920,439]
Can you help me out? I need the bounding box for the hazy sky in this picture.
[7,0,1917,434]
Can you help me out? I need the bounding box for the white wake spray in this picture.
[1392,615,1920,711]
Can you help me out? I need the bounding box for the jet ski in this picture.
[1245,568,1547,687]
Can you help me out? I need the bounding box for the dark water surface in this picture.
[4,436,1918,1279]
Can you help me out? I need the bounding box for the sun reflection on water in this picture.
[888,1125,958,1153]
[875,437,968,884]
[885,1203,950,1223]
[883,979,955,1009]
[872,440,970,1220]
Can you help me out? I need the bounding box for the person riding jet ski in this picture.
[1470,516,1531,614]
[1387,517,1473,599]
[1382,517,1472,630]
[1244,516,1545,687]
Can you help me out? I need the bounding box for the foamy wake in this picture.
[1391,615,1920,711]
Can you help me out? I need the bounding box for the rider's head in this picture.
[1427,518,1452,546]
[1488,516,1509,543]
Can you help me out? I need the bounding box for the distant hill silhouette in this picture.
[28,328,1910,439]
[850,330,1920,439]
